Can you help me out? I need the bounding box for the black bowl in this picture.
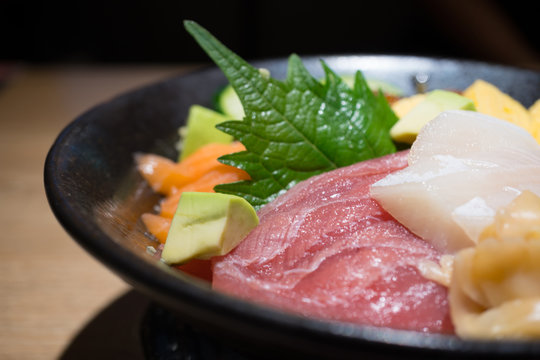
[45,55,540,359]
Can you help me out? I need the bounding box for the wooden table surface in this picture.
[0,64,197,360]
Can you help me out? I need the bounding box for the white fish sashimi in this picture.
[370,110,540,254]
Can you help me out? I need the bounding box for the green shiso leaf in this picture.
[184,20,398,209]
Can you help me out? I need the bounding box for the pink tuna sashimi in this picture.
[212,151,454,334]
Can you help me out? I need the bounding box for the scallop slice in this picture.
[370,110,540,254]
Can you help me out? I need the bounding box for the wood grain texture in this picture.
[0,65,194,360]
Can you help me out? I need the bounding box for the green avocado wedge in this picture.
[178,105,233,161]
[161,192,259,265]
[390,90,476,144]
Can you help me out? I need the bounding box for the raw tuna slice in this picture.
[212,151,453,334]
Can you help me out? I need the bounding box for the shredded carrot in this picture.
[159,164,250,218]
[136,154,189,196]
[136,142,246,196]
[139,141,250,243]
[179,165,249,193]
[141,213,171,244]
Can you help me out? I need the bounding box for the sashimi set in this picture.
[137,21,540,340]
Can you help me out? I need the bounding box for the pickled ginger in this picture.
[450,191,540,339]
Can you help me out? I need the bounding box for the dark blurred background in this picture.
[1,0,539,69]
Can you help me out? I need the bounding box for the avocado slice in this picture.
[161,192,259,265]
[390,90,476,144]
[178,105,233,161]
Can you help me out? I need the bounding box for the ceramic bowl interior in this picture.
[45,55,540,359]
